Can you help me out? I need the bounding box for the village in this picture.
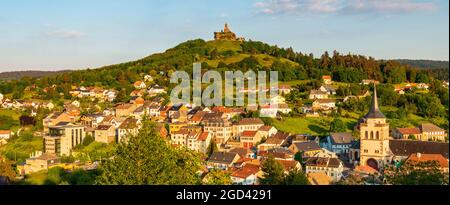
[0,71,448,185]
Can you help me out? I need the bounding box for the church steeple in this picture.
[365,83,385,119]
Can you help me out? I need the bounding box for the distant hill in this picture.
[0,70,71,80]
[393,59,449,70]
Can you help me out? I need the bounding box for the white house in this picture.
[0,93,3,102]
[148,85,167,96]
[309,90,329,100]
[144,75,154,82]
[312,99,336,111]
[305,157,344,182]
[260,104,292,118]
[0,130,11,140]
[133,81,147,89]
[326,132,354,155]
[230,164,261,185]
[319,85,337,95]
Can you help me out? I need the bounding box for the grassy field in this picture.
[0,131,43,163]
[0,109,21,132]
[273,117,358,136]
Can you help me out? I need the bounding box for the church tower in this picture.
[359,84,391,170]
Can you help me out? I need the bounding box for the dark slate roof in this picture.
[305,157,342,168]
[291,141,322,152]
[330,132,354,144]
[389,140,449,159]
[208,152,239,164]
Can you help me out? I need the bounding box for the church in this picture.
[214,23,244,42]
[354,84,449,171]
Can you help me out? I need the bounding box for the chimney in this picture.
[417,153,422,158]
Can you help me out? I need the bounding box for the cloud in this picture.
[254,0,437,15]
[46,30,85,39]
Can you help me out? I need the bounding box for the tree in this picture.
[384,161,449,185]
[0,157,16,182]
[330,118,347,132]
[96,121,202,185]
[203,169,232,185]
[284,169,309,185]
[206,140,218,157]
[82,134,95,146]
[259,156,285,185]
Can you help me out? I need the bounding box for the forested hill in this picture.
[0,70,71,80]
[394,59,449,70]
[1,39,448,98]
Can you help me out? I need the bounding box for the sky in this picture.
[0,0,448,72]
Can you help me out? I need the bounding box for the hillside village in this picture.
[0,24,449,185]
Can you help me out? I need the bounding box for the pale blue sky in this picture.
[0,0,448,71]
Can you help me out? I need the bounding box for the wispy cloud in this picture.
[46,30,85,39]
[43,24,85,39]
[254,0,437,15]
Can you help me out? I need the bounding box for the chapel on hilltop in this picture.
[214,23,245,42]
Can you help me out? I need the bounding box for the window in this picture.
[370,131,374,139]
[365,131,368,139]
[376,131,380,140]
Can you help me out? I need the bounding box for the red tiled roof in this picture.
[242,131,258,137]
[197,132,210,141]
[396,127,421,135]
[406,153,449,168]
[231,164,260,179]
[0,130,11,135]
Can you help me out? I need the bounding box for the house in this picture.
[132,106,146,120]
[188,132,212,154]
[307,172,333,185]
[258,147,295,161]
[257,126,278,140]
[361,79,380,85]
[278,85,292,95]
[268,95,286,104]
[133,81,147,89]
[406,153,449,173]
[305,157,344,182]
[43,123,86,156]
[94,125,116,144]
[393,123,447,142]
[43,112,73,132]
[207,151,241,170]
[240,131,262,149]
[144,74,153,82]
[312,99,336,111]
[233,118,265,137]
[0,93,3,102]
[148,85,166,96]
[309,90,329,100]
[260,104,292,118]
[22,152,61,175]
[292,134,320,144]
[71,100,80,108]
[275,159,302,173]
[322,75,332,85]
[0,130,11,140]
[147,105,162,118]
[393,127,422,140]
[327,132,354,155]
[64,104,81,118]
[204,118,233,144]
[115,103,137,117]
[80,114,104,128]
[419,123,447,142]
[319,85,337,95]
[230,164,261,185]
[258,132,290,151]
[229,147,255,159]
[117,118,141,142]
[289,141,322,157]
